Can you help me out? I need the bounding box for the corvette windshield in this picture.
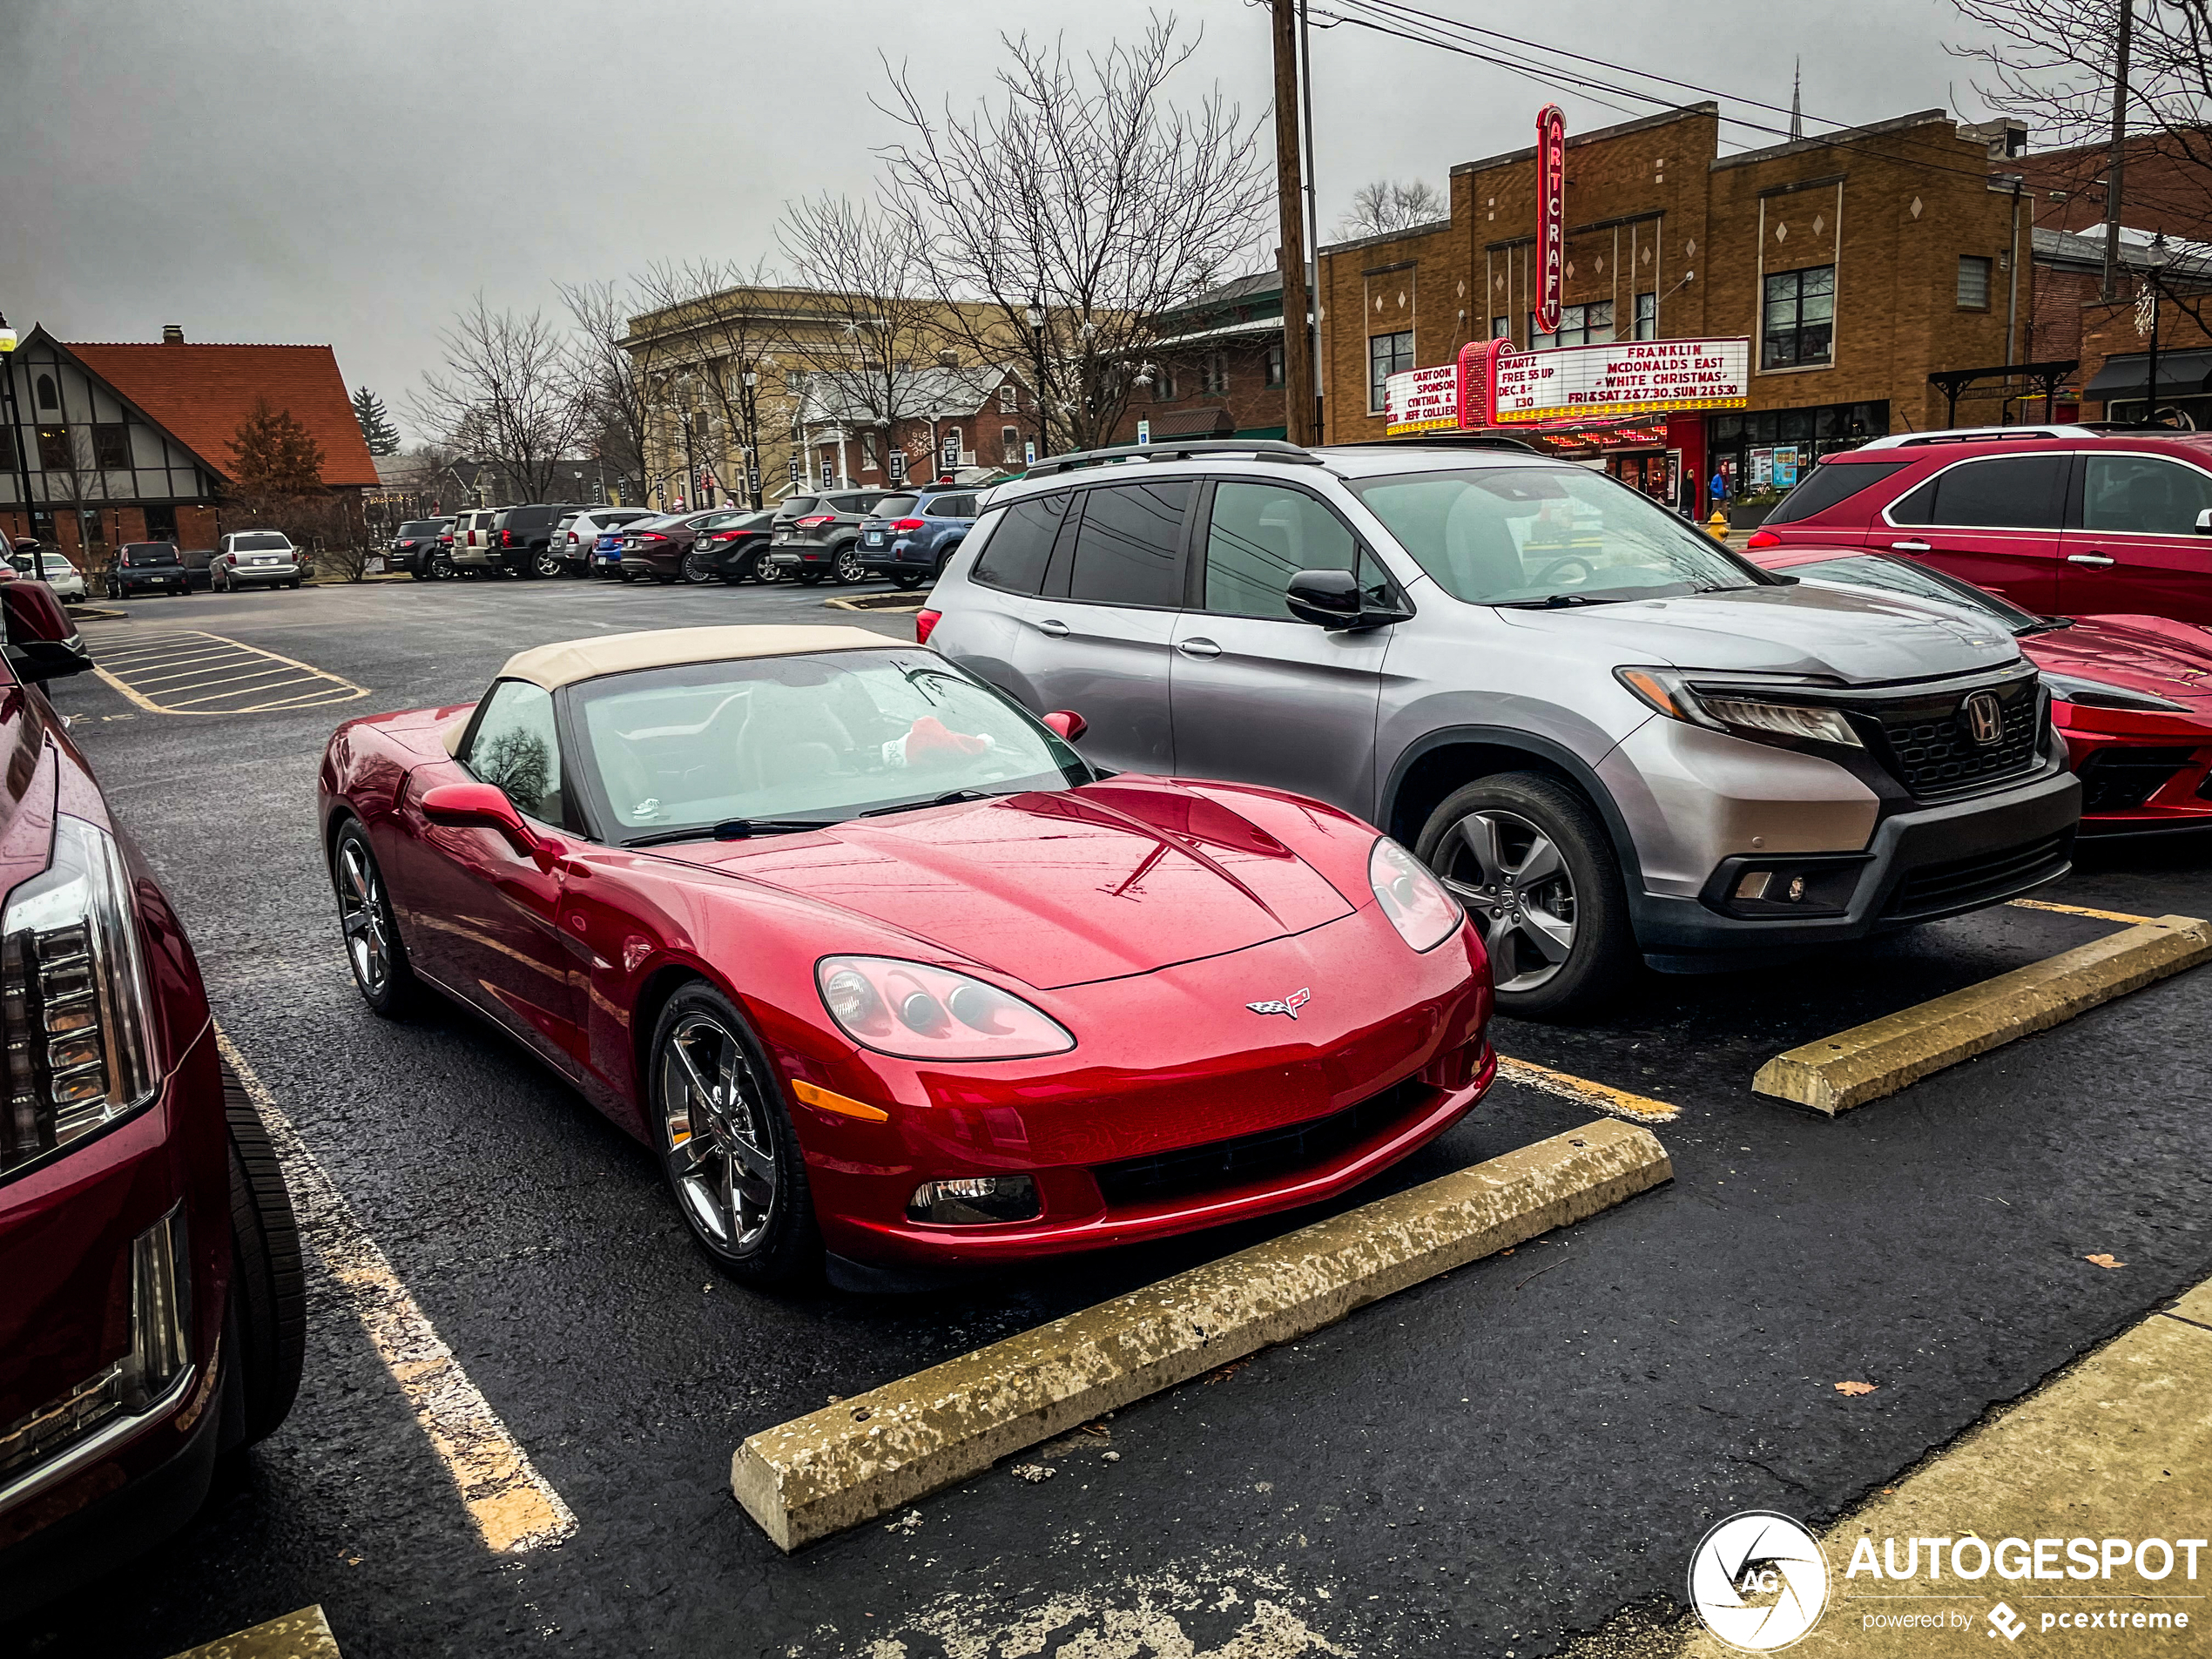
[1347,466,1758,606]
[571,649,1091,842]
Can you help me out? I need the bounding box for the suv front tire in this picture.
[1415,772,1635,1021]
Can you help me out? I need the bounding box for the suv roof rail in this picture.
[1858,424,2100,448]
[1033,438,1325,474]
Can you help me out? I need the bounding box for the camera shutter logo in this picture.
[1688,1511,1831,1652]
[1963,689,2004,745]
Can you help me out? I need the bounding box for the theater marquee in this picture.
[1492,338,1750,423]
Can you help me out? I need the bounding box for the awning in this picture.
[1147,406,1235,439]
[2082,348,2212,401]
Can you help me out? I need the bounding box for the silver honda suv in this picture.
[923,439,2081,1018]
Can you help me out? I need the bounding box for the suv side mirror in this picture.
[2,581,91,684]
[1285,567,1412,632]
[2195,509,2211,536]
[421,781,542,857]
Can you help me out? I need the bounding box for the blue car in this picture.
[854,485,981,590]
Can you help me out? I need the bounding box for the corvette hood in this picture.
[2027,614,2212,710]
[649,781,1359,990]
[1493,583,2021,684]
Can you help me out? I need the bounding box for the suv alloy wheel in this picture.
[534,548,562,578]
[833,544,867,584]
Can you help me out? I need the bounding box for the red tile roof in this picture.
[64,341,380,489]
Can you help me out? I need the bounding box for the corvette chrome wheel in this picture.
[658,1010,778,1256]
[336,840,394,997]
[1430,807,1576,995]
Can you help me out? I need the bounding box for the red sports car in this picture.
[1750,547,2212,834]
[316,625,1494,1290]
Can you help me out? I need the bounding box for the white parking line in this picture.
[218,1030,577,1554]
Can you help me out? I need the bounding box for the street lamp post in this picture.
[0,313,36,547]
[1023,296,1050,459]
[2144,233,2173,428]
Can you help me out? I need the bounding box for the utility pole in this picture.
[2102,0,2134,303]
[1298,0,1324,441]
[1271,0,1317,447]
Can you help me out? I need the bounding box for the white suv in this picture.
[212,531,301,591]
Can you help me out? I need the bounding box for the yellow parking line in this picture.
[238,685,373,712]
[164,670,320,706]
[217,1031,577,1554]
[1495,1055,1680,1123]
[131,656,272,687]
[2008,897,2155,925]
[87,629,368,715]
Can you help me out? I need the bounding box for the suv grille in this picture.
[2078,747,2198,814]
[1866,676,2042,800]
[1093,1076,1430,1210]
[1887,832,2070,918]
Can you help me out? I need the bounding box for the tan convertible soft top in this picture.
[440,624,898,756]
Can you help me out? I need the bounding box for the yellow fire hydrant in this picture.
[1706,510,1730,542]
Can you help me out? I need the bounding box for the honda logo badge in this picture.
[1962,690,2004,746]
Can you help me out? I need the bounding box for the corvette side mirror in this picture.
[1042,709,1087,742]
[1,581,91,684]
[421,781,541,856]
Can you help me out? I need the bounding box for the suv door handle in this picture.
[1035,617,1069,637]
[1888,539,1932,553]
[2067,553,2116,568]
[1177,637,1222,658]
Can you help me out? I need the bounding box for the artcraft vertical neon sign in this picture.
[1535,105,1567,338]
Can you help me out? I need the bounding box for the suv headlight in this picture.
[1369,838,1463,952]
[817,955,1073,1061]
[0,816,158,1180]
[2040,671,2188,713]
[1616,666,1862,749]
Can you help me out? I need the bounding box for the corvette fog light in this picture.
[907,1174,1042,1225]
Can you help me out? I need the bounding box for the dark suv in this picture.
[482,503,584,579]
[1747,424,2212,624]
[106,543,192,599]
[764,489,893,585]
[0,580,303,1608]
[855,487,981,590]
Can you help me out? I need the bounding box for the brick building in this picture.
[791,362,1030,493]
[0,325,376,562]
[1317,103,2039,513]
[1113,272,1289,445]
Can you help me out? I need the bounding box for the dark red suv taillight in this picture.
[501,529,514,547]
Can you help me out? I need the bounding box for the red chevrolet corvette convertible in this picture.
[317,626,1494,1289]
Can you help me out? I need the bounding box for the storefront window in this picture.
[1635,292,1657,341]
[1762,266,1835,368]
[1530,302,1614,350]
[1368,330,1413,413]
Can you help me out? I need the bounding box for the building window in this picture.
[37,426,72,470]
[1635,292,1657,340]
[1491,315,1512,341]
[35,374,57,411]
[860,429,881,472]
[1200,352,1230,395]
[1368,330,1413,413]
[1957,255,1993,310]
[1530,302,1613,350]
[1763,266,1836,368]
[1002,425,1022,464]
[1265,342,1285,388]
[998,383,1016,413]
[93,424,130,469]
[1151,366,1177,402]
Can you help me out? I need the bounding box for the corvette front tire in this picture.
[332,819,422,1018]
[650,982,822,1288]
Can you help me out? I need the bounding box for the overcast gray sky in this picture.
[3,0,1995,442]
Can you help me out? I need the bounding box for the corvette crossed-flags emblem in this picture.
[1246,988,1312,1020]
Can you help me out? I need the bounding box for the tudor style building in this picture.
[0,325,377,560]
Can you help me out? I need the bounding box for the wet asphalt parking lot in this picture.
[8,573,2211,1659]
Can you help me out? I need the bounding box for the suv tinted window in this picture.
[1888,455,2066,529]
[1067,481,1191,608]
[465,680,566,826]
[233,533,291,550]
[929,494,977,517]
[777,498,819,519]
[1202,482,1371,620]
[825,492,884,514]
[873,495,921,518]
[1764,458,1914,524]
[2082,453,2212,534]
[971,493,1069,594]
[397,521,443,536]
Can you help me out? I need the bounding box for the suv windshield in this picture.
[1348,467,1757,606]
[120,544,176,564]
[233,533,291,551]
[572,650,1090,843]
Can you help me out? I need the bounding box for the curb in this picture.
[822,593,929,613]
[731,1116,1672,1550]
[166,1604,342,1659]
[1751,913,2212,1115]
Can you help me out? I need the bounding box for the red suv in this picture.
[1747,425,2212,623]
[0,581,303,1609]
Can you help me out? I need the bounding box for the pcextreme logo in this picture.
[1689,1511,1831,1652]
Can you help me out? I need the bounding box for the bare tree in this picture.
[410,294,592,503]
[1331,178,1447,240]
[626,257,799,509]
[879,14,1271,455]
[775,198,949,464]
[558,278,657,503]
[1951,0,2212,326]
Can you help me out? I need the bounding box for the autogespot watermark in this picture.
[1689,1517,2208,1649]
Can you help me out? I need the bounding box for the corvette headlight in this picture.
[816,955,1073,1061]
[2040,672,2188,713]
[0,816,158,1179]
[1616,666,1862,748]
[1369,838,1462,952]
